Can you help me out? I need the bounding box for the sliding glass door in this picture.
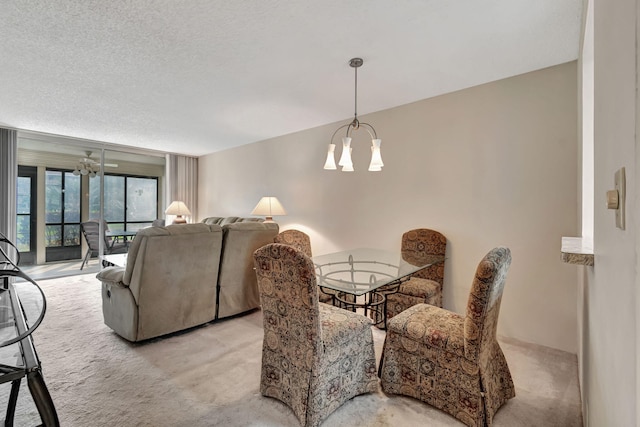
[15,136,166,269]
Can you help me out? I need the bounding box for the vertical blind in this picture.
[0,128,18,245]
[166,154,198,222]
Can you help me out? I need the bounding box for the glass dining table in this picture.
[312,248,445,329]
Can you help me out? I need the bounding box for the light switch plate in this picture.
[615,167,625,230]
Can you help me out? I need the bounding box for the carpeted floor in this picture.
[2,273,583,426]
[19,258,101,281]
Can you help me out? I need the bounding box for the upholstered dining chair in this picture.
[273,229,312,257]
[253,243,378,427]
[379,247,514,427]
[273,229,335,304]
[381,228,447,321]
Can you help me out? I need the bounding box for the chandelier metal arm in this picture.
[330,123,352,144]
[330,121,378,143]
[351,122,377,140]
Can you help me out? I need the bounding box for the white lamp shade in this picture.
[165,201,192,216]
[251,197,286,220]
[368,139,384,171]
[338,137,353,167]
[323,143,337,170]
[341,147,354,172]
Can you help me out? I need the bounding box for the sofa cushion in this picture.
[216,221,279,318]
[201,216,264,226]
[124,223,222,287]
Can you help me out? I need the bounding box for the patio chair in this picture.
[80,220,127,270]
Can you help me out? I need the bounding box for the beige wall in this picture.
[199,62,579,353]
[579,0,638,424]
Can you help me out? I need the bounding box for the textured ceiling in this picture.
[0,1,583,157]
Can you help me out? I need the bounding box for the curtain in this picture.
[0,128,17,246]
[165,154,198,223]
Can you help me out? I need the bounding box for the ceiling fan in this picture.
[72,151,118,177]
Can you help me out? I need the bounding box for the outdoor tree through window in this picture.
[44,169,81,261]
[89,174,158,231]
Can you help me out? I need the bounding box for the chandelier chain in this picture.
[354,64,358,120]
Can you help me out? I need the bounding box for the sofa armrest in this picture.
[101,273,138,341]
[96,266,126,287]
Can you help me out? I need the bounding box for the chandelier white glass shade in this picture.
[323,143,337,169]
[324,58,384,172]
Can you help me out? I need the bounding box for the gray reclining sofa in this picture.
[97,218,278,341]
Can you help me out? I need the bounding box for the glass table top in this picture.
[0,275,45,344]
[312,248,444,296]
[0,237,46,356]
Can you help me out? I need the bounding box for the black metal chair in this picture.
[79,220,127,270]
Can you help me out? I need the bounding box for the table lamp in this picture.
[251,197,286,223]
[165,201,191,224]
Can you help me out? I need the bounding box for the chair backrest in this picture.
[401,228,447,285]
[274,229,312,258]
[80,221,100,253]
[463,247,512,361]
[253,243,322,360]
[81,220,117,251]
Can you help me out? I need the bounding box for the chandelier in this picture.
[323,58,383,172]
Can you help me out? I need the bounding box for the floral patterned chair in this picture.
[381,228,447,321]
[274,229,335,304]
[253,243,378,427]
[273,229,312,257]
[379,247,514,427]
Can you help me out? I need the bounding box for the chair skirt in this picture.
[261,303,378,427]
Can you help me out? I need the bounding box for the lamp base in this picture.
[263,216,274,223]
[172,216,187,224]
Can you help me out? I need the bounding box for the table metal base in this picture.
[333,291,387,329]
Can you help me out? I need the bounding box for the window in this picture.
[16,166,37,259]
[45,170,81,247]
[16,176,32,252]
[89,174,158,231]
[45,169,82,261]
